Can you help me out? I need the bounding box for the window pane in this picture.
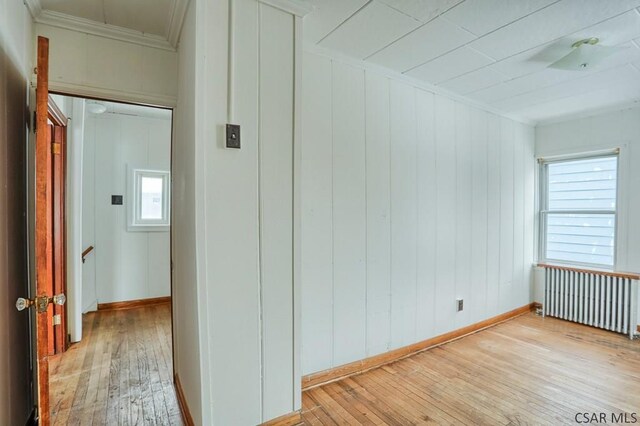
[140,176,164,220]
[546,213,615,266]
[548,157,617,210]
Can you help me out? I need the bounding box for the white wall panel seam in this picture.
[257,1,265,420]
[330,58,335,368]
[387,73,393,350]
[363,68,368,355]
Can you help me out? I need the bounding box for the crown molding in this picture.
[36,10,176,51]
[258,0,313,17]
[535,99,640,127]
[23,0,42,18]
[167,0,190,47]
[303,43,536,127]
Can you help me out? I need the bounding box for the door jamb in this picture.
[45,89,177,378]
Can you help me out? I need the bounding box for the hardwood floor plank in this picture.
[49,304,182,426]
[302,313,640,425]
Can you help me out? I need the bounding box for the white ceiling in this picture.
[304,0,640,123]
[28,0,189,49]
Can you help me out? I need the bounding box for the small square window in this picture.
[128,168,170,231]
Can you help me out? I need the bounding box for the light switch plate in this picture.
[226,124,241,149]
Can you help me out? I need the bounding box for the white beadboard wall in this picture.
[300,51,536,375]
[82,111,171,308]
[536,105,640,324]
[173,0,298,423]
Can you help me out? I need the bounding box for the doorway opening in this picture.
[44,93,179,424]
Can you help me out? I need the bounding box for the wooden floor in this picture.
[302,313,640,425]
[49,304,182,425]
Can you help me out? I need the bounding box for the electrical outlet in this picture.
[456,299,464,312]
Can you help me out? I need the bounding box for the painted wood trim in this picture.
[97,296,171,311]
[48,95,68,126]
[537,263,640,281]
[48,81,177,108]
[174,374,195,426]
[167,0,190,47]
[301,303,537,390]
[261,411,302,426]
[36,10,175,51]
[258,0,313,16]
[24,0,42,19]
[303,45,535,127]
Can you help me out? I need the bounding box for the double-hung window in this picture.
[539,154,618,268]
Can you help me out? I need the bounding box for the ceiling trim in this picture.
[258,0,313,17]
[36,10,176,52]
[535,98,640,127]
[304,43,535,126]
[167,0,190,47]
[23,0,42,18]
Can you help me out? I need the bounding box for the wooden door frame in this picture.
[48,98,68,355]
[45,88,178,394]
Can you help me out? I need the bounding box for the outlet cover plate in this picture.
[226,124,241,149]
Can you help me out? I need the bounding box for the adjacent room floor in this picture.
[302,313,640,425]
[49,304,182,425]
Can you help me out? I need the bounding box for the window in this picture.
[128,168,170,231]
[539,154,618,268]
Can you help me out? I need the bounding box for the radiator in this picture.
[542,266,639,339]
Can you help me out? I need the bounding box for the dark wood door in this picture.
[34,35,53,426]
[0,22,35,425]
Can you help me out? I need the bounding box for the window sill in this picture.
[127,224,170,233]
[537,262,640,280]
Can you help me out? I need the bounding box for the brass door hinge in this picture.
[52,143,61,155]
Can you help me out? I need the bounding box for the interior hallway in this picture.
[49,304,181,425]
[301,314,640,425]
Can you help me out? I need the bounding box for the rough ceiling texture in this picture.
[304,0,640,123]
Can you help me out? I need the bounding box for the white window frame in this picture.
[538,151,619,269]
[128,167,171,232]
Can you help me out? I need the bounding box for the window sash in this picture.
[538,153,618,268]
[128,168,171,231]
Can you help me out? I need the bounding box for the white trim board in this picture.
[45,81,177,108]
[23,0,42,19]
[167,0,190,47]
[258,0,313,17]
[303,44,536,127]
[35,10,176,51]
[535,99,640,127]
